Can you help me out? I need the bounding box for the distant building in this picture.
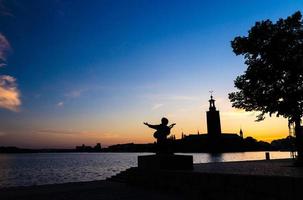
[75,143,102,152]
[207,95,221,137]
[240,128,244,138]
[76,144,93,152]
[177,95,244,152]
[94,143,102,150]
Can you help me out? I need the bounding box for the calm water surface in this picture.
[0,151,292,188]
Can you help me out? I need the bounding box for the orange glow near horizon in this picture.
[0,96,291,148]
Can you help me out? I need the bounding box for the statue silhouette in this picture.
[144,117,176,154]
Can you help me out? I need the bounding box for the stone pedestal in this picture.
[138,154,193,170]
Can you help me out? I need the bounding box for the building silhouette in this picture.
[176,95,244,152]
[240,128,244,138]
[207,95,221,137]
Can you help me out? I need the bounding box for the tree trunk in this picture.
[295,119,303,161]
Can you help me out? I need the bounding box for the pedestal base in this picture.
[138,154,193,170]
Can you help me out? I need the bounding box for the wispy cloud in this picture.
[57,89,85,108]
[0,131,6,136]
[64,85,108,98]
[65,90,82,98]
[101,132,120,139]
[36,129,83,135]
[0,33,11,67]
[35,129,117,139]
[152,103,163,110]
[0,0,14,17]
[0,75,21,111]
[170,95,199,101]
[221,109,256,117]
[143,94,199,101]
[57,101,64,107]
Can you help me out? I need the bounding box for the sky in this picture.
[0,0,302,148]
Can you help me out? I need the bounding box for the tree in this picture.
[229,11,303,161]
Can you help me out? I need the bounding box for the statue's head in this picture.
[161,117,169,125]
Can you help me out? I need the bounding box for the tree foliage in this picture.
[229,11,303,124]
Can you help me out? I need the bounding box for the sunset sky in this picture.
[0,0,302,148]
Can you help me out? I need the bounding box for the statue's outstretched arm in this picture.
[143,122,159,130]
[169,123,176,129]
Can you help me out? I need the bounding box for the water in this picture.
[0,151,291,188]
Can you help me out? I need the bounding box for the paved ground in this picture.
[1,159,302,200]
[193,159,303,177]
[0,181,186,200]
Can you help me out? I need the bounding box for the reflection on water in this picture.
[207,153,223,162]
[184,151,291,163]
[0,151,291,188]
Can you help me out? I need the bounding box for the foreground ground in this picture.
[193,158,303,177]
[0,180,186,200]
[1,158,302,200]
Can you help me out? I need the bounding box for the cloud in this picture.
[65,90,82,98]
[152,103,163,110]
[0,75,21,111]
[101,132,120,138]
[221,109,256,117]
[36,129,83,135]
[0,131,6,136]
[36,129,116,138]
[0,33,21,112]
[0,33,11,67]
[143,94,199,101]
[57,101,64,107]
[169,95,199,101]
[0,0,14,17]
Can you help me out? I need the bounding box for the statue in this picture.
[144,117,176,154]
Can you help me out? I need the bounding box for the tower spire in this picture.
[209,91,216,111]
[239,128,243,138]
